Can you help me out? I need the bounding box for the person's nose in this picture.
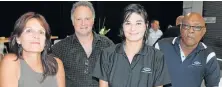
[32,31,40,39]
[188,26,195,33]
[130,24,136,31]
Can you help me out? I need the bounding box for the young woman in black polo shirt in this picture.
[93,3,171,87]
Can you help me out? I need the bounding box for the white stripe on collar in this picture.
[172,37,178,44]
[155,43,160,50]
[201,42,207,49]
[206,52,216,64]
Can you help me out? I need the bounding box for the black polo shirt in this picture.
[93,42,171,87]
[155,37,220,87]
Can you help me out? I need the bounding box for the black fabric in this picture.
[51,32,114,87]
[153,25,180,46]
[93,42,171,87]
[161,26,180,39]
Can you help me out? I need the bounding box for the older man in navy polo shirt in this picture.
[155,12,220,87]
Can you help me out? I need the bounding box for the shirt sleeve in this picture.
[107,37,115,46]
[159,30,163,36]
[92,49,111,82]
[154,51,171,86]
[51,41,64,60]
[204,52,220,87]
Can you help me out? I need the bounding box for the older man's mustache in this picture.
[187,34,195,39]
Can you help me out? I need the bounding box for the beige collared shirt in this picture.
[146,28,163,46]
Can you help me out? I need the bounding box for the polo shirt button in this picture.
[84,70,88,74]
[85,60,89,66]
[84,68,89,74]
[84,69,88,74]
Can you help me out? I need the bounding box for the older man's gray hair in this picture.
[70,1,95,23]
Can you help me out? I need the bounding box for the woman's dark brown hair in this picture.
[9,12,58,82]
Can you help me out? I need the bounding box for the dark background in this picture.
[0,1,183,44]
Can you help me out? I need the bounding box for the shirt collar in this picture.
[149,28,155,32]
[115,41,147,56]
[72,31,102,42]
[149,28,159,32]
[92,31,102,41]
[172,36,207,51]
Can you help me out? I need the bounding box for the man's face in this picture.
[72,6,94,36]
[151,21,159,30]
[180,14,206,47]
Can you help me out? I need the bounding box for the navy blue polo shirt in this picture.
[93,42,171,87]
[155,37,220,87]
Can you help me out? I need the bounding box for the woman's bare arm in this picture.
[55,58,65,87]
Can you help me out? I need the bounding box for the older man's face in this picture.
[72,6,94,36]
[180,14,206,47]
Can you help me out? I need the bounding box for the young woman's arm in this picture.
[99,80,109,87]
[156,86,163,87]
[0,54,19,87]
[55,58,65,87]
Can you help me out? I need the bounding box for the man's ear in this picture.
[202,28,206,36]
[180,25,183,34]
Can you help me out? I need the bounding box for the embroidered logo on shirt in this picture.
[191,61,202,67]
[141,67,152,73]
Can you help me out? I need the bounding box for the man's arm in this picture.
[204,52,220,87]
[51,41,64,60]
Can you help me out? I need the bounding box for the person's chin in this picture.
[79,31,91,35]
[25,50,43,53]
[127,38,143,42]
[186,42,197,47]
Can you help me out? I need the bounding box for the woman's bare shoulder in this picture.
[1,53,19,67]
[2,53,19,62]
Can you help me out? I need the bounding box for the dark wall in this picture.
[203,1,222,59]
[0,1,74,38]
[0,1,183,44]
[94,1,183,43]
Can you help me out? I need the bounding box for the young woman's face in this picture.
[123,13,147,42]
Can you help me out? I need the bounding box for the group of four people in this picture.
[0,1,220,87]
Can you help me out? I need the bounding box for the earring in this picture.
[18,44,22,48]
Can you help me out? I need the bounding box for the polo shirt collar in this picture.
[115,41,147,56]
[172,36,207,51]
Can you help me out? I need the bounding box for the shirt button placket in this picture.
[84,59,89,74]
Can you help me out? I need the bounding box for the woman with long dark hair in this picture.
[93,4,171,87]
[0,12,65,87]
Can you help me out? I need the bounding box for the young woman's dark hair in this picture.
[9,12,58,82]
[119,4,149,41]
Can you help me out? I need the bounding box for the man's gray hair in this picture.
[71,1,95,23]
